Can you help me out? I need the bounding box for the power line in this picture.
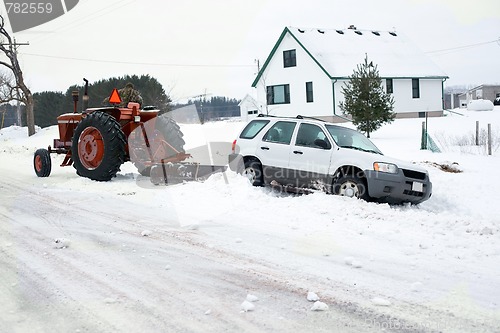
[20,52,255,68]
[426,38,500,54]
[27,0,135,43]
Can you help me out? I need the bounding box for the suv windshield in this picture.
[325,125,382,155]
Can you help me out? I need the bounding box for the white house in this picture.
[250,26,448,122]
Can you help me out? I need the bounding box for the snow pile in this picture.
[240,300,255,312]
[371,297,391,306]
[246,294,259,302]
[310,301,329,311]
[240,293,259,312]
[54,238,70,249]
[141,230,152,237]
[307,291,320,302]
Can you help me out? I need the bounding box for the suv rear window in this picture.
[239,120,269,139]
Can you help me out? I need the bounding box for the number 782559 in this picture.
[5,2,53,14]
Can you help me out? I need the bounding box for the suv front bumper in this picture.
[365,169,432,204]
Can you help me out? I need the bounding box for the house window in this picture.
[306,82,314,103]
[267,84,290,105]
[283,49,296,68]
[412,79,420,98]
[386,79,393,94]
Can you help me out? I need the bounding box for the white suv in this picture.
[229,115,432,204]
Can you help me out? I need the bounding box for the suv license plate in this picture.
[412,182,423,192]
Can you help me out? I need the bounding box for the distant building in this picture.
[238,94,262,122]
[444,92,462,109]
[250,26,449,122]
[458,85,500,108]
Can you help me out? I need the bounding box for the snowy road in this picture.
[1,171,382,333]
[1,114,500,332]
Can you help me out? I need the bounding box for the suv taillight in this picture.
[231,139,237,153]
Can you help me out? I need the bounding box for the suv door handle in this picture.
[260,147,270,150]
[293,150,303,155]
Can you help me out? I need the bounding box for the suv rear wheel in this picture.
[244,160,263,186]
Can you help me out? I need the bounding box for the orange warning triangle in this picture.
[108,88,121,104]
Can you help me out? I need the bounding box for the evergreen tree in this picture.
[175,96,241,122]
[0,103,18,128]
[339,55,395,138]
[33,91,66,128]
[65,74,171,112]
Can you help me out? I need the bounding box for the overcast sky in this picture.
[4,0,500,101]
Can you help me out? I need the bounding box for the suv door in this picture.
[288,122,333,188]
[257,121,297,184]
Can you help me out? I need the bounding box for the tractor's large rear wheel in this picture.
[133,114,186,176]
[72,111,126,181]
[155,114,185,155]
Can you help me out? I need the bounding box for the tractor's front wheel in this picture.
[34,148,51,177]
[72,111,126,181]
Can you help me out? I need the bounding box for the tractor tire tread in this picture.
[71,111,126,181]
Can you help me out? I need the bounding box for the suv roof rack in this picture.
[296,115,326,122]
[256,114,297,119]
[256,114,328,123]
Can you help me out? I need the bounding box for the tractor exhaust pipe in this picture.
[82,78,89,111]
[72,90,79,114]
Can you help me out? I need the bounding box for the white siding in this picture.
[316,78,443,116]
[392,79,443,113]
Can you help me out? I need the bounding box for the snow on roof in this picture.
[287,26,448,79]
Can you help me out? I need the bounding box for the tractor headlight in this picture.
[373,162,398,174]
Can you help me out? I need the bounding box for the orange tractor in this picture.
[33,79,224,184]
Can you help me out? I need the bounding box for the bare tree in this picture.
[0,15,35,136]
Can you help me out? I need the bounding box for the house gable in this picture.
[252,27,331,88]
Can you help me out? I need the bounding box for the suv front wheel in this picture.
[244,160,264,186]
[333,175,370,201]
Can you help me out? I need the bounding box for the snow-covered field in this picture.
[1,108,499,332]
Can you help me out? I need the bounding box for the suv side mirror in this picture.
[314,139,330,149]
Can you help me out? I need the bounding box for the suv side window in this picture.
[239,120,269,139]
[295,123,331,149]
[263,121,296,145]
